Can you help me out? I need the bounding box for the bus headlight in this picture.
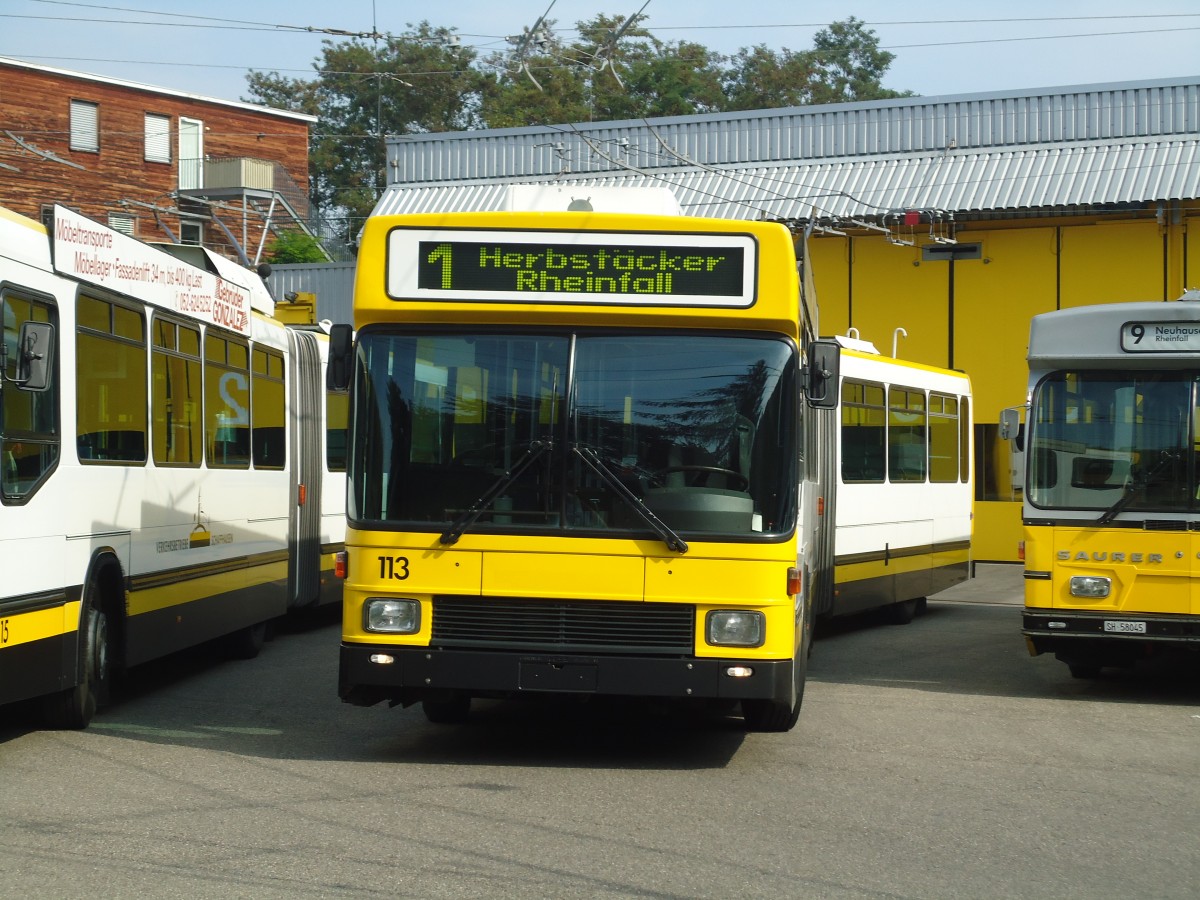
[364,598,421,634]
[706,610,765,647]
[1069,576,1111,599]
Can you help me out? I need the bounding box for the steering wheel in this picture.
[652,465,749,491]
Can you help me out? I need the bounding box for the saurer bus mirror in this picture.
[326,323,353,392]
[999,406,1025,450]
[805,339,840,409]
[10,321,55,392]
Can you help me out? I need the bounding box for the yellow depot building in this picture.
[365,77,1200,561]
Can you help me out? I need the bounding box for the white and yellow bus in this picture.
[830,338,973,624]
[329,210,841,731]
[1,205,346,728]
[1011,295,1200,677]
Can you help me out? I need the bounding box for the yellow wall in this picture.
[833,237,951,367]
[1059,222,1165,305]
[810,212,1193,562]
[956,227,1057,420]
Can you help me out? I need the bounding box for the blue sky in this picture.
[2,0,1198,105]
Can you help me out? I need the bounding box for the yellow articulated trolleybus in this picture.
[328,210,841,731]
[1008,293,1200,678]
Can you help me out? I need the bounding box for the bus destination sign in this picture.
[1121,321,1200,353]
[387,227,757,307]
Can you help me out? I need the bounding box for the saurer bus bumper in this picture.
[339,643,793,707]
[1023,609,1200,652]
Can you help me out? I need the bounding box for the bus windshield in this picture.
[348,330,798,537]
[1027,370,1195,514]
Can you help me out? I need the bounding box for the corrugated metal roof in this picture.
[386,78,1200,183]
[372,138,1200,222]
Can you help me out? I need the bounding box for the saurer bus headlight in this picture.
[364,598,421,634]
[706,610,765,647]
[1069,576,1111,599]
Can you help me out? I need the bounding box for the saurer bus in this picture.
[1009,294,1200,677]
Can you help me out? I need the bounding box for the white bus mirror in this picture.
[11,321,55,392]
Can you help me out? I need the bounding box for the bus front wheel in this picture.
[742,648,807,733]
[43,585,111,729]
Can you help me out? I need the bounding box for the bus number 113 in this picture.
[379,556,410,581]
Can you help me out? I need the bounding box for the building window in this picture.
[69,99,99,152]
[178,116,203,189]
[108,214,136,236]
[179,221,203,245]
[145,113,171,163]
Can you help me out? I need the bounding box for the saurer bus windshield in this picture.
[1027,370,1194,515]
[348,329,798,539]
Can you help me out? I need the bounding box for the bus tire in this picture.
[1068,661,1102,679]
[220,621,269,660]
[43,583,111,729]
[742,633,808,733]
[422,694,471,724]
[884,598,921,625]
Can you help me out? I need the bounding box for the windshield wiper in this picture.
[572,445,688,554]
[440,440,551,545]
[1096,450,1178,525]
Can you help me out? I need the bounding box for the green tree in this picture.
[243,15,911,233]
[807,17,912,104]
[479,20,592,128]
[565,15,725,120]
[723,45,818,111]
[245,22,484,240]
[265,230,327,264]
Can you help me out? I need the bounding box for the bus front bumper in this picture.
[339,643,793,708]
[1023,609,1200,656]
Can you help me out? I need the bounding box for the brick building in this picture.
[0,57,317,267]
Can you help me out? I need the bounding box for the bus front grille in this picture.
[430,596,695,655]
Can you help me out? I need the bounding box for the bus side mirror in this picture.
[5,321,55,392]
[999,407,1025,451]
[326,323,353,392]
[805,339,840,409]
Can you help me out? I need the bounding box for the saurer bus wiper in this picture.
[1096,450,1179,525]
[572,444,688,554]
[439,440,551,545]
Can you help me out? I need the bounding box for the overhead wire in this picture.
[5,8,1200,81]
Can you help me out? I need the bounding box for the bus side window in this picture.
[2,289,61,501]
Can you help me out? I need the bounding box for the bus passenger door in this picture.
[287,329,323,608]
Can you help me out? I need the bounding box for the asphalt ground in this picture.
[933,562,1025,606]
